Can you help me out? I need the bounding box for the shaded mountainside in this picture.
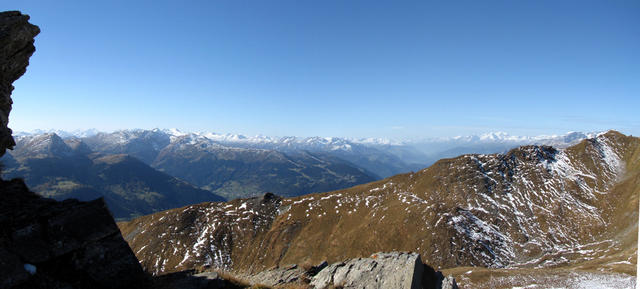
[20,130,380,200]
[206,134,424,178]
[82,129,422,179]
[2,133,224,220]
[120,131,638,276]
[82,129,171,164]
[152,135,377,199]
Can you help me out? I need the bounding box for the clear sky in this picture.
[2,0,639,139]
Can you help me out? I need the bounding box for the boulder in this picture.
[310,252,458,289]
[311,252,422,289]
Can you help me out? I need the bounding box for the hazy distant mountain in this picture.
[120,131,638,278]
[1,133,224,220]
[82,129,171,164]
[74,129,420,179]
[403,131,599,166]
[14,128,100,139]
[149,134,376,199]
[201,133,422,178]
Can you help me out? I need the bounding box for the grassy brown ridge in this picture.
[118,131,638,283]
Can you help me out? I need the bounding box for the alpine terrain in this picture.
[119,130,638,287]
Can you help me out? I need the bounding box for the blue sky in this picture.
[2,0,639,139]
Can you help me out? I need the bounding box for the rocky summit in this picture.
[120,131,638,282]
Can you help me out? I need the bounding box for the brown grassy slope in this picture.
[119,131,638,275]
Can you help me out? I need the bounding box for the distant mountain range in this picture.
[3,129,600,219]
[1,130,381,215]
[15,128,599,171]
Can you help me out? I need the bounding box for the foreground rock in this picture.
[310,252,457,289]
[239,264,307,287]
[0,179,148,288]
[234,252,458,289]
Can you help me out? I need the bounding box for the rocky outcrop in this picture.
[234,252,458,289]
[237,261,327,287]
[310,252,457,289]
[0,179,148,288]
[0,11,39,157]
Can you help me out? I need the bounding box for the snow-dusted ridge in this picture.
[15,128,602,148]
[410,131,601,146]
[11,128,607,179]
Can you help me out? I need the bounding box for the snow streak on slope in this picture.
[441,133,627,268]
[123,194,281,275]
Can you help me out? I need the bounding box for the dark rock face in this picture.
[0,11,39,157]
[0,179,147,288]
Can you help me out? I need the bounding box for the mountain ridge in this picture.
[119,130,638,277]
[14,128,603,180]
[14,128,602,147]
